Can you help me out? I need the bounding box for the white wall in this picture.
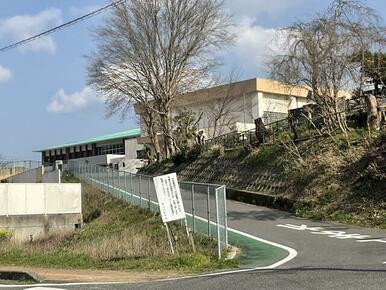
[6,167,43,183]
[124,139,138,159]
[42,169,61,183]
[138,90,309,138]
[0,183,82,216]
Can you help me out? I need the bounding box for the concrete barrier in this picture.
[0,183,82,241]
[6,167,43,183]
[0,168,25,181]
[0,184,81,216]
[42,169,61,183]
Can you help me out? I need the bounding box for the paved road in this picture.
[4,171,386,289]
[4,199,386,290]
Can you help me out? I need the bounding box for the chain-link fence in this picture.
[67,160,228,259]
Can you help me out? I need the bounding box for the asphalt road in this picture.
[3,172,386,289]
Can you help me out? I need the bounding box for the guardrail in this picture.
[67,160,228,259]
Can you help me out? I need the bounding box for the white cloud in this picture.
[229,16,286,74]
[0,8,62,53]
[68,5,103,17]
[0,65,12,82]
[225,0,305,18]
[47,86,104,113]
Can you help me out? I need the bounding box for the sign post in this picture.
[153,173,194,253]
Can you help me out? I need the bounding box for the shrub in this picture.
[245,145,279,166]
[0,228,13,242]
[211,144,225,157]
[172,144,207,166]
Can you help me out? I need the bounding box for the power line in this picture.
[0,0,124,54]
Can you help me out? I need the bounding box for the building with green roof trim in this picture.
[35,128,142,166]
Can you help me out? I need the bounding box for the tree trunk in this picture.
[148,125,162,162]
[160,112,176,158]
[365,94,380,131]
[144,108,163,162]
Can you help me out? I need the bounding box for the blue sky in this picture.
[0,0,384,160]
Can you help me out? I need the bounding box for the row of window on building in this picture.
[43,143,125,164]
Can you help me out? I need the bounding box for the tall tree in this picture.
[269,0,386,133]
[88,0,233,159]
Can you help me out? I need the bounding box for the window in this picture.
[97,143,125,155]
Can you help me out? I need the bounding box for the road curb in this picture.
[0,269,42,283]
[226,188,311,212]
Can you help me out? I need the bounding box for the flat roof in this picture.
[35,128,140,152]
[134,77,311,113]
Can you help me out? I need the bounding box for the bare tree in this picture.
[269,0,386,134]
[204,71,243,138]
[88,0,233,159]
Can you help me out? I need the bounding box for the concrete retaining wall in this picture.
[0,183,82,241]
[0,168,25,181]
[0,213,82,241]
[0,184,81,216]
[6,167,43,183]
[42,169,61,183]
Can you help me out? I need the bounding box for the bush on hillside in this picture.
[0,228,13,242]
[172,144,207,166]
[210,144,225,158]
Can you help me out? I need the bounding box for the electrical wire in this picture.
[0,0,124,53]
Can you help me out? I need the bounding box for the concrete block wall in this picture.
[0,183,82,241]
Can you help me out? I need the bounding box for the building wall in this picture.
[42,138,140,164]
[124,139,138,159]
[138,90,309,139]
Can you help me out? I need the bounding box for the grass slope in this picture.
[0,177,237,273]
[141,129,386,229]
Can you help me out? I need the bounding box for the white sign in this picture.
[153,173,186,223]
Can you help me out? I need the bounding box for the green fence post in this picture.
[192,184,195,233]
[207,186,211,236]
[215,188,221,260]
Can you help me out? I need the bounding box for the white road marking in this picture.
[357,239,386,244]
[277,223,379,242]
[24,287,65,290]
[0,181,298,288]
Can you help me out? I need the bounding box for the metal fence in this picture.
[204,105,368,150]
[0,160,41,170]
[205,118,291,150]
[67,160,228,259]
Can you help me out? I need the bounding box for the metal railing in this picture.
[67,160,228,259]
[204,105,368,150]
[204,118,291,150]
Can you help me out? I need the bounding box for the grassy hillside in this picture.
[285,130,386,228]
[141,129,386,228]
[0,177,237,273]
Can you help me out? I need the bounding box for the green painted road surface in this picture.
[88,177,291,269]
